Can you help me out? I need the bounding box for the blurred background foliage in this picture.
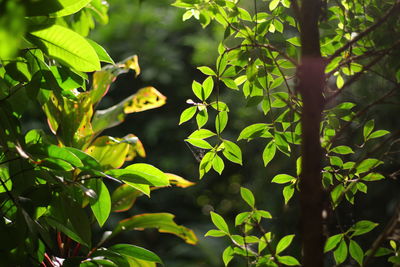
[86,0,398,266]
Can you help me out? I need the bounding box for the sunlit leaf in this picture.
[349,240,364,266]
[210,211,230,235]
[109,244,162,264]
[111,184,141,212]
[87,179,111,227]
[276,235,295,254]
[240,187,255,208]
[112,213,198,245]
[165,173,195,188]
[28,24,100,72]
[222,140,242,165]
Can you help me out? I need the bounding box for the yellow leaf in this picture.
[124,87,166,113]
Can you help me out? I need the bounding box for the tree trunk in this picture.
[297,0,325,266]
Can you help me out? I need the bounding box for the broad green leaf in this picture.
[188,129,216,139]
[86,38,115,64]
[179,106,197,125]
[64,147,102,171]
[215,111,228,134]
[240,187,255,208]
[88,179,111,227]
[198,66,216,76]
[222,246,234,266]
[210,211,230,234]
[107,163,169,187]
[192,80,203,100]
[199,151,214,179]
[356,159,383,173]
[222,140,242,165]
[324,234,343,252]
[286,37,301,47]
[262,141,276,166]
[277,255,300,266]
[212,154,224,175]
[363,120,374,140]
[109,244,162,264]
[334,239,348,265]
[351,220,378,236]
[196,108,208,128]
[272,174,294,184]
[204,229,227,237]
[28,143,83,168]
[238,123,270,141]
[28,25,100,72]
[368,130,390,139]
[111,184,141,212]
[112,213,198,245]
[235,212,251,226]
[362,172,385,181]
[185,138,213,149]
[269,0,280,11]
[202,76,214,100]
[276,235,295,254]
[331,145,354,155]
[283,184,295,204]
[50,0,92,17]
[349,240,364,266]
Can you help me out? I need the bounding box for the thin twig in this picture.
[328,0,400,62]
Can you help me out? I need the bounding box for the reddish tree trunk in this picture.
[297,0,325,266]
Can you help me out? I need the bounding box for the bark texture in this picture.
[297,0,325,266]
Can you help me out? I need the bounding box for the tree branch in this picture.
[328,0,400,62]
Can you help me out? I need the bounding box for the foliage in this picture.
[0,1,197,266]
[174,0,400,266]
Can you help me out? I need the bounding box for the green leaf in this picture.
[185,138,213,149]
[324,234,343,252]
[50,0,92,17]
[286,37,301,47]
[204,229,227,237]
[198,66,216,76]
[188,129,216,139]
[235,212,251,226]
[277,255,300,266]
[262,141,276,166]
[349,240,364,266]
[283,184,294,204]
[212,154,224,175]
[368,130,390,139]
[351,220,378,236]
[107,163,169,187]
[363,119,374,140]
[362,172,385,181]
[240,187,255,208]
[179,106,197,125]
[272,174,294,184]
[269,0,280,10]
[86,38,114,64]
[356,159,383,173]
[334,239,348,265]
[222,140,242,165]
[276,234,295,254]
[331,145,354,155]
[109,244,162,264]
[222,246,234,266]
[88,179,111,227]
[111,184,141,212]
[192,80,203,100]
[28,24,100,72]
[28,144,83,168]
[210,211,230,235]
[237,123,270,141]
[202,76,214,100]
[112,213,198,245]
[199,151,214,179]
[196,108,208,128]
[215,111,228,134]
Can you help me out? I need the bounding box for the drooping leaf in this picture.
[333,239,348,265]
[111,184,142,212]
[222,246,234,266]
[262,141,276,166]
[349,240,364,266]
[107,163,169,187]
[109,244,162,264]
[87,179,111,227]
[324,234,343,252]
[212,154,225,175]
[28,24,100,72]
[112,213,198,245]
[222,140,242,165]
